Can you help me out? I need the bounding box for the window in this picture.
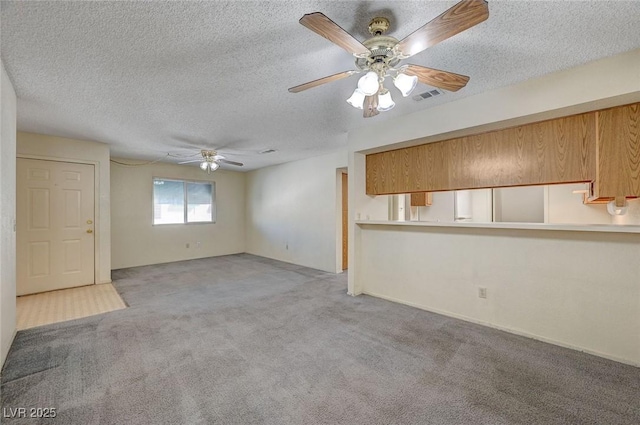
[153,178,215,224]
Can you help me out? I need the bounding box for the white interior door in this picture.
[17,159,95,295]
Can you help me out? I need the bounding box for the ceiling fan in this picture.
[289,0,489,118]
[178,150,244,173]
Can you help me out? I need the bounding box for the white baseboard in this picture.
[0,326,18,373]
[362,290,639,368]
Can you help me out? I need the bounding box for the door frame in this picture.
[336,167,348,273]
[17,155,102,287]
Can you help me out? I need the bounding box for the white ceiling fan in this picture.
[289,0,489,118]
[178,150,244,173]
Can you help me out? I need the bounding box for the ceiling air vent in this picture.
[412,89,444,102]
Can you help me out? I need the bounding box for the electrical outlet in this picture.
[478,287,487,299]
[196,241,201,249]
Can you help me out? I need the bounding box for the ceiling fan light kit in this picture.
[393,73,418,97]
[346,89,366,109]
[199,160,219,173]
[178,149,244,173]
[377,89,395,112]
[289,0,489,118]
[357,71,380,96]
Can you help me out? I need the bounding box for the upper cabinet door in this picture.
[595,103,640,198]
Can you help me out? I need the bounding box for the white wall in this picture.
[350,49,640,154]
[612,198,640,225]
[546,183,640,225]
[348,50,640,364]
[546,183,611,224]
[494,186,545,223]
[359,224,640,365]
[412,184,633,225]
[470,189,492,222]
[0,62,17,368]
[412,191,455,222]
[351,152,388,222]
[410,189,491,223]
[245,150,347,273]
[111,160,245,269]
[17,132,112,284]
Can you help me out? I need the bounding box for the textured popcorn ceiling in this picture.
[1,1,640,170]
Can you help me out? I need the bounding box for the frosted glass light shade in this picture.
[607,199,628,216]
[201,161,219,172]
[346,89,365,109]
[393,73,418,97]
[357,71,379,96]
[377,90,395,111]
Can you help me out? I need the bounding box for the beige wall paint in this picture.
[348,50,640,364]
[1,61,17,368]
[245,149,347,273]
[111,160,245,269]
[17,132,112,284]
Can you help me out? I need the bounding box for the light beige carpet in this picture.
[16,283,126,330]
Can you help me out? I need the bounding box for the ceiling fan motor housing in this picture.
[368,17,390,35]
[355,35,401,75]
[290,0,489,114]
[201,149,217,160]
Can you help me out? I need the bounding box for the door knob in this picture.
[86,229,93,234]
[87,219,93,224]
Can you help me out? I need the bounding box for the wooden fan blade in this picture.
[218,159,244,167]
[363,95,380,118]
[396,0,489,58]
[404,64,470,92]
[178,159,202,164]
[288,71,355,93]
[299,12,370,56]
